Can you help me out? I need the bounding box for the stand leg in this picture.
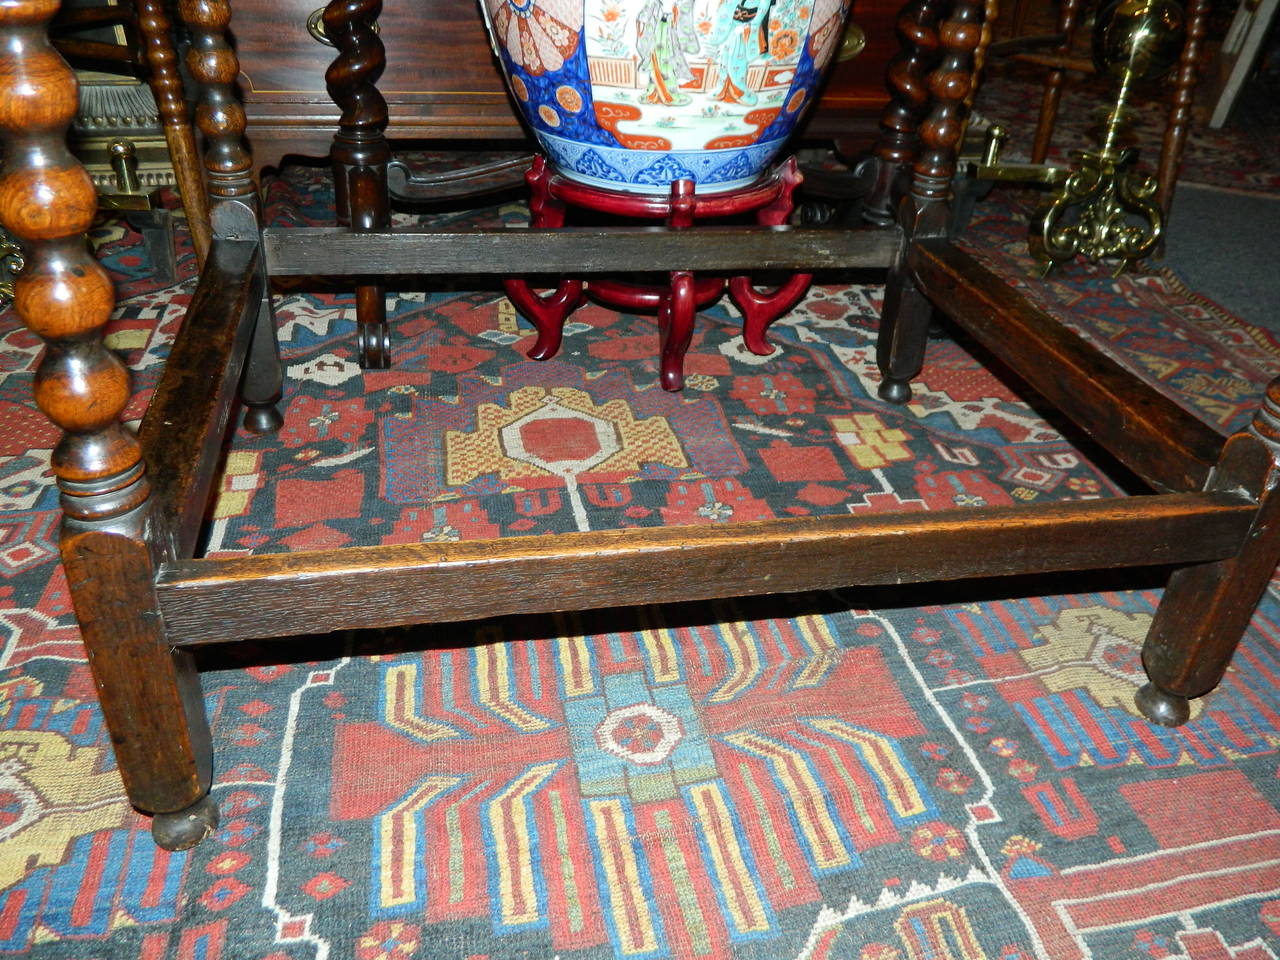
[1137,380,1280,726]
[732,157,813,355]
[660,271,696,392]
[504,156,585,360]
[877,0,985,404]
[326,0,391,369]
[2,0,214,850]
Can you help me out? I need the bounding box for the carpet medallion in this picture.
[0,167,1279,959]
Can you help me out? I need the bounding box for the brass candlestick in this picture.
[1030,0,1185,275]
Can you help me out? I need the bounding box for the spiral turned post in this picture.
[1,0,218,849]
[325,0,391,368]
[863,0,945,225]
[136,0,212,264]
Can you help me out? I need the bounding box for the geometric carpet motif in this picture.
[2,159,1280,958]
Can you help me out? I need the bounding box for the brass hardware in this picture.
[1032,0,1184,274]
[307,6,380,46]
[968,124,1070,185]
[98,139,153,212]
[0,231,22,307]
[837,21,866,61]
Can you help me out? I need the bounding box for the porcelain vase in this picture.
[478,0,851,194]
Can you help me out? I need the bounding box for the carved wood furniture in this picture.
[506,154,813,392]
[3,0,1279,853]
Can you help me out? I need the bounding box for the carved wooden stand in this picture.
[505,155,813,391]
[3,0,1279,852]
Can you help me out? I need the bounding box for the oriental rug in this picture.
[0,164,1279,960]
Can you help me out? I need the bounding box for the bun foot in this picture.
[243,403,284,434]
[878,377,912,404]
[1135,681,1191,728]
[151,794,219,851]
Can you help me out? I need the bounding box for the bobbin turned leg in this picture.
[877,0,984,404]
[179,0,283,433]
[863,0,946,225]
[504,156,586,361]
[326,0,391,369]
[1137,379,1280,726]
[0,0,215,850]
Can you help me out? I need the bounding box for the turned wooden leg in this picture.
[1156,0,1208,221]
[136,0,212,266]
[1029,0,1083,164]
[179,0,282,432]
[505,156,586,360]
[1138,380,1280,726]
[326,0,391,369]
[734,157,814,355]
[242,298,285,433]
[0,0,215,850]
[877,0,985,403]
[864,0,945,225]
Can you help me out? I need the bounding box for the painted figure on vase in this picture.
[635,0,701,105]
[706,0,777,104]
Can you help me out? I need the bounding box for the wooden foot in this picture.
[1134,682,1191,727]
[732,273,813,355]
[504,278,585,360]
[152,793,219,851]
[878,376,914,404]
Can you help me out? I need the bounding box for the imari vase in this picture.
[478,0,852,193]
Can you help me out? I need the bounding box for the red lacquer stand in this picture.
[504,155,813,391]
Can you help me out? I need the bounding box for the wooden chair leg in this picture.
[1138,379,1280,725]
[179,0,282,431]
[136,0,213,267]
[863,0,947,225]
[878,0,985,403]
[1,0,215,850]
[325,0,391,369]
[1030,0,1084,164]
[1156,0,1209,220]
[242,297,285,433]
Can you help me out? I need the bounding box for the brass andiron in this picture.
[1030,0,1185,275]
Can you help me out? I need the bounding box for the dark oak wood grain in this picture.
[909,238,1226,490]
[156,492,1255,645]
[1139,378,1280,724]
[139,239,263,559]
[262,225,904,276]
[1,0,214,846]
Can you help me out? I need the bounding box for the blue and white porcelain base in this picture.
[539,133,787,195]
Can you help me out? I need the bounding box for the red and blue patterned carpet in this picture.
[2,156,1280,960]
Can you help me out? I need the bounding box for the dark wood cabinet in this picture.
[230,0,901,172]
